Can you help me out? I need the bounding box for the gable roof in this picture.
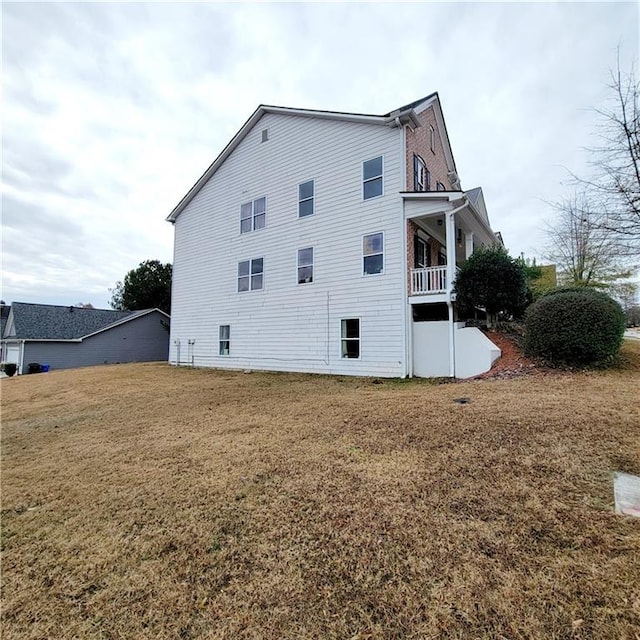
[2,303,168,341]
[465,187,491,227]
[167,92,455,223]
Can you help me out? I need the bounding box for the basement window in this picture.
[341,318,360,359]
[219,325,230,355]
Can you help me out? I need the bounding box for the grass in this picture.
[2,342,640,639]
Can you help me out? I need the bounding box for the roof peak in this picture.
[386,92,438,115]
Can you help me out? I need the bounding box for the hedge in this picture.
[524,288,626,367]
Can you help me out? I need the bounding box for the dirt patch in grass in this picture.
[2,344,640,639]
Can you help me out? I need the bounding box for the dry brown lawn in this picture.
[2,343,640,639]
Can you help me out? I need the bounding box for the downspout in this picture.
[397,117,410,378]
[446,197,469,378]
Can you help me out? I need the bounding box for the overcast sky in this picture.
[2,1,638,308]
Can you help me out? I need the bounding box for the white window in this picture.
[297,247,314,284]
[429,125,435,152]
[363,232,384,275]
[341,319,360,359]
[413,155,427,191]
[240,197,266,234]
[298,180,314,217]
[415,236,429,268]
[363,156,383,199]
[219,325,230,355]
[237,258,264,292]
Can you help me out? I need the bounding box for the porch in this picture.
[403,189,498,304]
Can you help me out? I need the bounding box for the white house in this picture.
[167,93,501,378]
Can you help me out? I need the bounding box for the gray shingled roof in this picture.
[466,187,482,206]
[7,303,146,340]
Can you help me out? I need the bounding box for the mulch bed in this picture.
[472,330,554,380]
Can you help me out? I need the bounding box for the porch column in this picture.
[446,211,457,377]
[445,211,456,297]
[465,232,474,259]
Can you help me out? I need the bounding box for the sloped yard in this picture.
[2,342,639,639]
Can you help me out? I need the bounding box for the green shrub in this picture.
[454,245,529,325]
[524,288,626,367]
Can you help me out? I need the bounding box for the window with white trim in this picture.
[415,236,430,268]
[413,155,427,191]
[237,258,264,292]
[219,325,230,355]
[240,197,266,234]
[436,181,445,191]
[341,319,360,359]
[363,156,383,199]
[298,180,314,217]
[429,125,435,152]
[363,232,384,275]
[297,247,314,284]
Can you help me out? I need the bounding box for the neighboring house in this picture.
[0,302,9,362]
[1,303,170,374]
[167,93,503,378]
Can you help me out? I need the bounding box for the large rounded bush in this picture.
[524,288,626,367]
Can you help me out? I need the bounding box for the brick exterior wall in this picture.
[405,104,452,292]
[405,105,452,192]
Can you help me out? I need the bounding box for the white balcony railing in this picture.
[411,266,448,295]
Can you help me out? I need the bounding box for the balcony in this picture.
[410,266,447,295]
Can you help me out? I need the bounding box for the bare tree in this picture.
[544,194,634,289]
[612,280,639,314]
[577,59,639,254]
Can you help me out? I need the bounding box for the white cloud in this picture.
[1,1,637,307]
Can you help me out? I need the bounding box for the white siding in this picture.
[170,114,405,377]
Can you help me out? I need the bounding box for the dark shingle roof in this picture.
[8,303,142,340]
[387,92,438,115]
[0,304,9,340]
